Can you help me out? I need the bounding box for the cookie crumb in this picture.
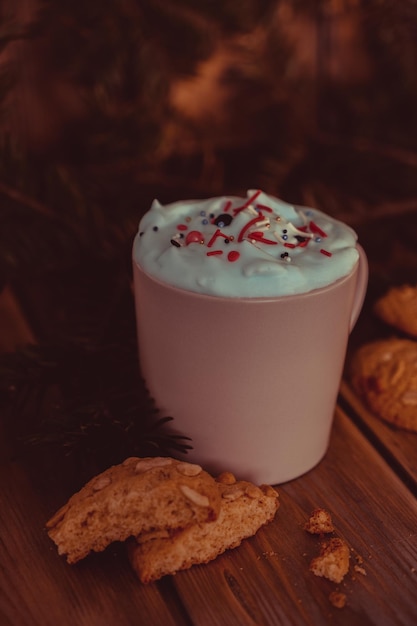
[310,538,350,583]
[304,508,335,535]
[354,564,367,576]
[329,591,346,608]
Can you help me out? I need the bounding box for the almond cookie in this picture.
[128,472,279,583]
[374,284,417,338]
[350,338,417,431]
[46,457,221,564]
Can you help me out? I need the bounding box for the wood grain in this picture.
[2,404,417,625]
[340,380,417,493]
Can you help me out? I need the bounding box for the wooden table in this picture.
[1,209,417,626]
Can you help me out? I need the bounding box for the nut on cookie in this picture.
[129,474,279,583]
[46,457,221,564]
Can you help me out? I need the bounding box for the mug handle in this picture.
[349,244,369,332]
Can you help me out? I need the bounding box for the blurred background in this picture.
[2,0,417,293]
[1,0,417,478]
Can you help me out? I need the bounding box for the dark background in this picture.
[2,0,417,280]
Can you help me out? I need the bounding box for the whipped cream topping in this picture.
[133,190,360,298]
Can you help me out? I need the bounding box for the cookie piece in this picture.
[374,285,417,338]
[350,338,417,431]
[128,472,279,583]
[309,538,350,584]
[329,591,347,609]
[46,457,221,564]
[304,508,334,535]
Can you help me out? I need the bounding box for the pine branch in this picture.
[0,340,192,478]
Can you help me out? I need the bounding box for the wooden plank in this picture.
[340,380,417,492]
[7,403,417,626]
[171,407,417,626]
[0,461,189,626]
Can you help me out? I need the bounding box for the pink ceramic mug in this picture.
[133,245,367,484]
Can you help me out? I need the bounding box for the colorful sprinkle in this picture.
[148,194,336,269]
[248,232,277,245]
[309,221,327,238]
[186,230,205,245]
[255,203,273,213]
[214,213,233,227]
[237,215,265,242]
[227,250,240,262]
[233,190,262,215]
[208,228,230,247]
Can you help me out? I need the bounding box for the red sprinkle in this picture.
[237,215,264,242]
[284,242,296,248]
[320,249,332,257]
[249,232,277,245]
[177,224,188,231]
[186,230,204,245]
[255,203,273,213]
[227,250,240,262]
[233,190,262,215]
[309,221,327,238]
[223,200,232,212]
[207,250,223,256]
[207,228,229,247]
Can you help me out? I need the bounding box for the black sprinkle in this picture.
[214,213,233,227]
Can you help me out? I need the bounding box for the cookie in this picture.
[309,538,350,584]
[350,338,417,431]
[46,456,221,564]
[374,284,417,338]
[128,472,279,583]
